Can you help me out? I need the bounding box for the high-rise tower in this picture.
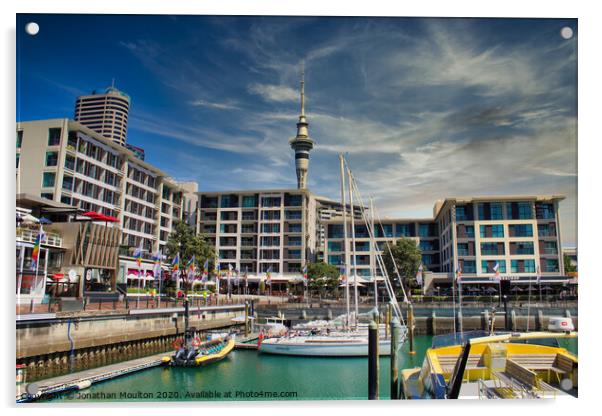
[289,70,315,189]
[74,81,131,147]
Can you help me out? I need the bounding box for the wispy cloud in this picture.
[248,83,298,103]
[190,99,240,110]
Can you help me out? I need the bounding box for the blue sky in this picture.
[16,14,577,246]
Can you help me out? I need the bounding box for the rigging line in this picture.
[344,161,405,324]
[371,204,412,307]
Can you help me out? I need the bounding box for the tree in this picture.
[563,253,577,273]
[382,238,422,296]
[307,262,340,298]
[166,220,216,290]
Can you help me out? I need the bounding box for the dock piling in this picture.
[244,301,249,337]
[408,303,415,355]
[390,317,401,399]
[368,320,379,400]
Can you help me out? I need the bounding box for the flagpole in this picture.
[526,274,532,332]
[370,197,378,309]
[451,272,456,336]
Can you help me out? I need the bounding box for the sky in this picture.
[16,14,578,246]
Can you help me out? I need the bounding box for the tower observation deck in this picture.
[289,70,315,189]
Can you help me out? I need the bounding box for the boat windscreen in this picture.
[510,338,560,348]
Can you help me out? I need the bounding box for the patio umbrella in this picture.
[38,217,53,225]
[485,287,498,294]
[511,286,523,292]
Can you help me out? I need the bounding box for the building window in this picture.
[287,223,302,233]
[422,254,435,265]
[242,195,257,208]
[480,242,503,255]
[16,154,20,168]
[61,175,73,191]
[509,224,533,237]
[481,260,506,274]
[284,194,303,206]
[375,224,393,238]
[328,255,342,265]
[288,236,302,246]
[545,259,559,272]
[420,240,435,251]
[491,203,504,220]
[536,203,555,219]
[457,243,469,256]
[396,223,413,237]
[511,259,536,273]
[42,172,56,188]
[41,192,54,201]
[45,151,59,167]
[48,128,62,146]
[60,194,72,205]
[543,241,558,255]
[261,223,280,233]
[17,130,24,148]
[462,260,476,273]
[261,197,281,207]
[328,224,344,239]
[456,205,468,221]
[513,241,534,255]
[480,224,504,238]
[538,223,556,237]
[465,225,475,238]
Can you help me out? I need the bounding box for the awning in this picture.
[81,211,119,222]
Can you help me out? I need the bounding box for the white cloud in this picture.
[190,99,240,110]
[248,83,298,103]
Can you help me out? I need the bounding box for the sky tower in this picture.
[289,69,315,189]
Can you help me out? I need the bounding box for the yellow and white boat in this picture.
[401,329,578,399]
[162,336,235,367]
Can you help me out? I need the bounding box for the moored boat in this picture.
[162,335,235,367]
[401,329,578,399]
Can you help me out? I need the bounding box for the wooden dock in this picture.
[234,333,259,350]
[17,351,170,403]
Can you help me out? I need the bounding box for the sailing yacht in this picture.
[258,155,408,357]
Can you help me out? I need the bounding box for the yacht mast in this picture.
[339,155,351,327]
[347,165,360,330]
[370,197,378,309]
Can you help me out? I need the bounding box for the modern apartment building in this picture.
[16,119,194,256]
[74,85,131,146]
[319,195,567,292]
[323,218,440,279]
[428,196,566,291]
[198,189,317,281]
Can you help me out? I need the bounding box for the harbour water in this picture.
[47,336,577,402]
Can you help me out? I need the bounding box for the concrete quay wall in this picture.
[16,307,243,381]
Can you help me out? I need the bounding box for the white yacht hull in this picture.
[258,338,394,357]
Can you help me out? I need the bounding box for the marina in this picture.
[35,335,576,402]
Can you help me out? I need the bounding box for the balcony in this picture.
[16,227,62,248]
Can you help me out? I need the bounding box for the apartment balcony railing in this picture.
[16,228,62,248]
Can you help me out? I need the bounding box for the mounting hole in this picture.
[560,26,573,40]
[25,22,39,36]
[560,378,573,391]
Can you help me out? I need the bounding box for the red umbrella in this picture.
[81,211,119,223]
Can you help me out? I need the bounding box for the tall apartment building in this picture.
[435,196,566,282]
[74,85,130,146]
[323,218,440,279]
[198,189,317,278]
[16,119,193,255]
[320,195,567,292]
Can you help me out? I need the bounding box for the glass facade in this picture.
[328,241,342,252]
[42,172,56,188]
[48,128,62,146]
[514,241,534,255]
[395,223,413,237]
[511,259,536,273]
[481,260,506,273]
[545,259,559,272]
[480,224,504,238]
[543,241,558,255]
[480,242,502,255]
[242,195,257,208]
[463,260,476,273]
[456,205,468,221]
[45,151,58,166]
[536,203,555,219]
[509,224,533,237]
[457,243,469,256]
[328,224,344,238]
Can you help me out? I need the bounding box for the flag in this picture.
[202,259,209,282]
[215,261,221,280]
[455,264,462,283]
[266,265,272,285]
[244,266,249,288]
[133,241,144,268]
[31,225,46,271]
[187,255,196,280]
[416,264,424,287]
[493,262,501,281]
[536,265,541,284]
[152,250,162,279]
[171,253,180,272]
